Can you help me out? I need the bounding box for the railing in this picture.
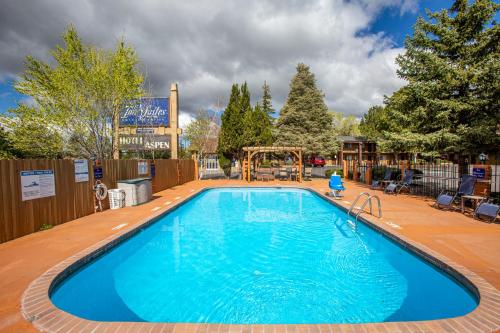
[352,161,499,203]
[349,192,382,220]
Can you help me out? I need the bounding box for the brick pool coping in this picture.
[21,185,500,333]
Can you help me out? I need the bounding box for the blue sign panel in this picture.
[120,98,169,126]
[93,166,103,180]
[150,163,156,177]
[472,168,485,179]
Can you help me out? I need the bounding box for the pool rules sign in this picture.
[20,170,56,201]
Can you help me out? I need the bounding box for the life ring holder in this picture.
[93,180,108,212]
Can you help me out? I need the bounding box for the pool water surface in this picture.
[51,188,477,324]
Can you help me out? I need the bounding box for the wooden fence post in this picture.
[366,162,372,185]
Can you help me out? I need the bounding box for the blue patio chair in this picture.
[474,201,499,223]
[371,169,392,189]
[435,174,477,209]
[329,174,345,199]
[384,169,415,195]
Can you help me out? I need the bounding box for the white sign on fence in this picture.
[138,161,148,175]
[20,170,56,201]
[74,159,89,182]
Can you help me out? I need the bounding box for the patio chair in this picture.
[278,167,288,180]
[384,169,415,195]
[435,174,476,209]
[304,167,312,181]
[474,201,499,223]
[328,174,345,199]
[371,169,392,189]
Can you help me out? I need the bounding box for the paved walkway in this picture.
[0,179,499,333]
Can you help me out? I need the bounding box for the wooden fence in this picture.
[0,158,195,243]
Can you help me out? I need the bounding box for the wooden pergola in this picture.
[242,146,304,182]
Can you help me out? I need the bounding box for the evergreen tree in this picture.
[359,106,391,140]
[261,81,274,121]
[217,84,244,174]
[383,0,499,156]
[243,103,273,146]
[275,63,338,156]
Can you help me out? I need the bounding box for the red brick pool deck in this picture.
[0,179,499,333]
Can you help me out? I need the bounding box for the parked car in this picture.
[306,156,326,167]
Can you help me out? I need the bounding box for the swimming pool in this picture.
[50,187,477,324]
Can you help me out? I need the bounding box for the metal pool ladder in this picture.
[348,192,382,220]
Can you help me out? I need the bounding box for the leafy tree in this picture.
[6,105,64,158]
[381,0,499,156]
[243,103,273,146]
[0,126,15,159]
[13,25,144,159]
[275,63,338,156]
[185,110,219,155]
[332,111,361,136]
[261,81,274,121]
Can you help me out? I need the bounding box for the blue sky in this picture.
[0,0,460,119]
[369,0,454,46]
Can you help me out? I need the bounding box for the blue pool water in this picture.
[51,188,477,324]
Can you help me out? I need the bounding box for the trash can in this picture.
[116,178,152,206]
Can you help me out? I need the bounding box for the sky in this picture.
[0,0,456,128]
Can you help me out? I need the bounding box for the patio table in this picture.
[461,195,485,214]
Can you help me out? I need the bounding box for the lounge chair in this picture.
[435,174,476,209]
[384,169,415,195]
[328,174,345,199]
[371,169,392,189]
[474,201,499,223]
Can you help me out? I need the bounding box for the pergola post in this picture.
[298,150,302,182]
[247,151,251,182]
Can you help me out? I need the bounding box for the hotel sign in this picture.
[119,134,171,151]
[120,98,169,126]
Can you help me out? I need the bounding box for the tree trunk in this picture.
[112,109,120,159]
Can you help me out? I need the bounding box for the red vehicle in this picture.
[306,156,326,167]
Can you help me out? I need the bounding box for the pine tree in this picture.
[261,81,274,121]
[218,84,242,167]
[275,63,338,156]
[243,103,273,146]
[218,83,256,174]
[359,106,391,141]
[383,0,499,156]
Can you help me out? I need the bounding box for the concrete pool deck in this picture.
[0,179,499,332]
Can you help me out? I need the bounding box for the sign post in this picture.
[119,84,180,159]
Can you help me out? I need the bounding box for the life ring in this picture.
[94,181,108,201]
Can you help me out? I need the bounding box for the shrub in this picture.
[260,160,272,168]
[39,224,53,231]
[218,153,232,177]
[326,168,343,178]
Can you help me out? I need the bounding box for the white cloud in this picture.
[178,112,195,131]
[0,0,415,118]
